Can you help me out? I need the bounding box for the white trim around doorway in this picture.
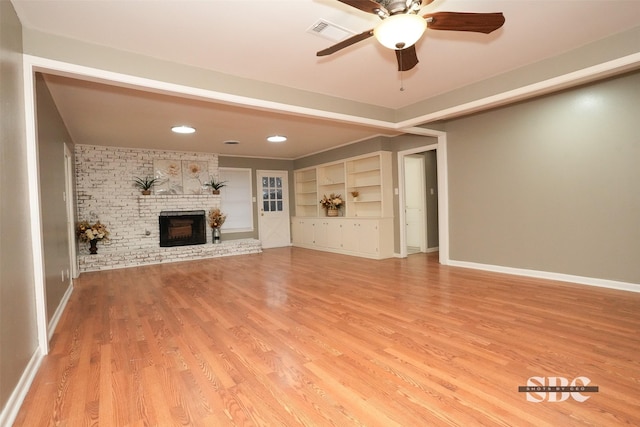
[396,129,449,265]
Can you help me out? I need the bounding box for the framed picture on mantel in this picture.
[182,160,210,195]
[153,159,211,195]
[154,159,183,195]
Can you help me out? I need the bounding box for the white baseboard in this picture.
[48,280,74,342]
[394,246,440,258]
[448,259,640,293]
[0,348,44,427]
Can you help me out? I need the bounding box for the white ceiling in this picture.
[12,0,640,159]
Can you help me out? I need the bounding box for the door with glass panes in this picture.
[257,170,291,248]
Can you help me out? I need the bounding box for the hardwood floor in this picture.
[14,248,640,426]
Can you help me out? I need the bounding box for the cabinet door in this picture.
[313,219,345,249]
[313,220,327,247]
[325,220,343,250]
[303,220,316,246]
[341,220,359,252]
[341,220,379,254]
[357,221,380,255]
[291,219,304,245]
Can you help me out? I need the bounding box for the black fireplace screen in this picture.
[159,210,206,247]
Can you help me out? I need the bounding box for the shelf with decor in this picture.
[317,162,346,200]
[345,151,392,218]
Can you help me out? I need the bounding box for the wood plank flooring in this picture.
[14,248,640,426]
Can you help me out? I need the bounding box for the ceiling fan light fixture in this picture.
[373,14,426,50]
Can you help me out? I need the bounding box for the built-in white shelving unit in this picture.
[294,168,317,218]
[292,151,393,259]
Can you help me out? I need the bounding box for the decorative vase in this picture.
[142,190,151,195]
[89,239,98,255]
[327,208,338,217]
[213,227,221,244]
[353,196,359,202]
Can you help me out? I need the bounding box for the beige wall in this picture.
[0,0,39,415]
[446,71,640,284]
[36,73,74,319]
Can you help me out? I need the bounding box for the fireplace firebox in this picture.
[159,210,206,247]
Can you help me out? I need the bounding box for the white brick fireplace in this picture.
[75,145,261,272]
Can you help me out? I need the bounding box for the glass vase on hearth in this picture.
[213,227,221,244]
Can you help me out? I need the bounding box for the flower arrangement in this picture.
[76,220,110,242]
[320,193,344,210]
[208,208,226,229]
[350,190,359,198]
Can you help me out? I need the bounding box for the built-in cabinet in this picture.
[291,217,393,259]
[292,151,393,259]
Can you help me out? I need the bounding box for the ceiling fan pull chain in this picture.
[399,51,405,92]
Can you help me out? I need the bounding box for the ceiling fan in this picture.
[317,0,505,71]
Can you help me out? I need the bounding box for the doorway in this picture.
[404,155,427,254]
[398,146,440,258]
[256,170,291,248]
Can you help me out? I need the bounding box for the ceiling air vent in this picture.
[307,19,354,42]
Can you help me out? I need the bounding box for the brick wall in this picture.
[75,145,260,271]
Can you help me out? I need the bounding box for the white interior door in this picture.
[404,155,427,253]
[257,170,291,248]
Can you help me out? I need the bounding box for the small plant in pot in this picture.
[205,178,227,195]
[133,176,159,195]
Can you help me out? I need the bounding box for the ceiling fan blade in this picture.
[317,28,374,56]
[423,12,505,34]
[337,0,387,15]
[395,45,419,71]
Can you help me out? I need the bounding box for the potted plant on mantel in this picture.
[133,176,159,195]
[205,178,227,195]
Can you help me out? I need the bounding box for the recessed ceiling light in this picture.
[267,135,287,143]
[224,140,240,145]
[171,125,196,134]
